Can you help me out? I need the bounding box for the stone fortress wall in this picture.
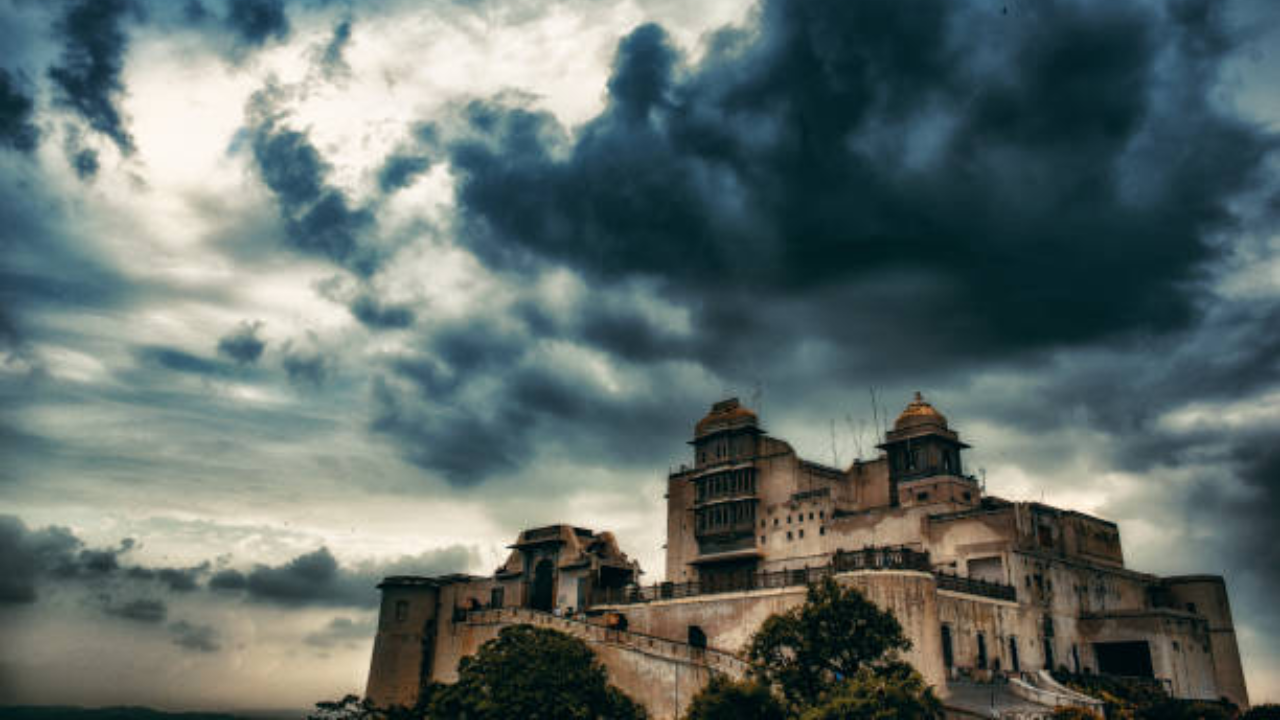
[365,395,1250,719]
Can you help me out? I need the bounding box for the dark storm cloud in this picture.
[225,0,290,48]
[0,516,82,603]
[303,615,374,649]
[447,0,1274,372]
[282,342,331,387]
[377,123,439,193]
[126,563,209,592]
[349,294,415,329]
[169,620,221,652]
[138,345,232,376]
[104,598,168,623]
[214,545,478,607]
[0,516,215,603]
[217,320,267,365]
[244,87,379,275]
[47,0,135,155]
[0,68,39,152]
[370,308,710,484]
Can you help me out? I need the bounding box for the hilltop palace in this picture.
[365,395,1249,718]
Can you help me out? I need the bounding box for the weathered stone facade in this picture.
[365,395,1250,717]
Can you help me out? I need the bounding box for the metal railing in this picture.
[594,547,932,605]
[935,572,1018,601]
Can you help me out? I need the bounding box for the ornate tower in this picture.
[878,392,978,508]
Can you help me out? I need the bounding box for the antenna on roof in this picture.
[869,387,880,446]
[829,418,840,468]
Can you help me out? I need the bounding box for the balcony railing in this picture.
[593,547,932,606]
[935,572,1018,601]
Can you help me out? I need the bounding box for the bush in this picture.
[1244,706,1280,720]
[683,675,785,720]
[796,662,942,720]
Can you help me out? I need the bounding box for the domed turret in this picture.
[894,391,948,432]
[691,398,762,469]
[695,398,759,439]
[878,392,974,508]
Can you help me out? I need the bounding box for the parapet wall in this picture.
[594,570,946,692]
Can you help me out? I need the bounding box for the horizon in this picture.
[2,0,1279,710]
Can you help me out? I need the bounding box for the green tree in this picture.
[427,624,646,720]
[1243,705,1280,720]
[683,675,786,720]
[746,576,912,709]
[797,661,942,720]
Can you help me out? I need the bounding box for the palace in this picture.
[365,395,1249,718]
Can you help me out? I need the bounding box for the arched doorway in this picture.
[531,559,555,612]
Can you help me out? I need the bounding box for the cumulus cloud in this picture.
[210,545,479,607]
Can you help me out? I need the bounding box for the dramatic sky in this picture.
[1,0,1278,710]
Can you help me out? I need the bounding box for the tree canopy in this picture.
[687,576,940,719]
[746,576,913,708]
[428,624,645,720]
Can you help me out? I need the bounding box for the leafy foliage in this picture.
[746,577,911,709]
[797,661,942,720]
[1243,705,1280,720]
[427,624,645,720]
[683,675,786,720]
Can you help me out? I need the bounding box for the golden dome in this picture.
[894,391,947,431]
[695,398,758,438]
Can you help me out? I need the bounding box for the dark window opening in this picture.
[1044,639,1055,671]
[941,625,954,668]
[1072,644,1081,673]
[490,587,504,609]
[1009,636,1020,672]
[1186,602,1197,614]
[1093,641,1154,678]
[916,491,929,502]
[395,600,408,622]
[819,526,826,536]
[798,529,804,538]
[977,633,988,669]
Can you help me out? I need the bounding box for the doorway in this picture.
[531,559,555,612]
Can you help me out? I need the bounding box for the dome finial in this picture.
[895,391,947,431]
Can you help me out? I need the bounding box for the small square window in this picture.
[786,531,793,540]
[774,518,779,526]
[808,512,814,520]
[761,535,766,544]
[799,529,804,538]
[819,526,826,536]
[819,510,824,519]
